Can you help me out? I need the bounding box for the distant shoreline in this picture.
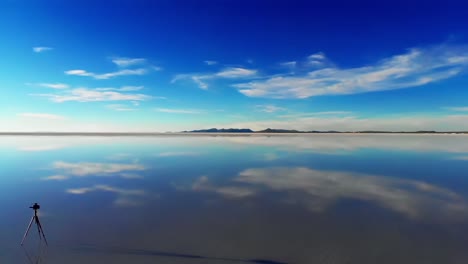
[0,132,467,136]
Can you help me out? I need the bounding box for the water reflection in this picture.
[50,161,146,178]
[190,167,468,221]
[223,134,468,153]
[22,244,48,264]
[66,184,149,207]
[2,135,468,264]
[73,244,288,264]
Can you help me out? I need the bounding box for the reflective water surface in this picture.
[1,134,468,264]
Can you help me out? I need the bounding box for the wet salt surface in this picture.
[1,134,468,264]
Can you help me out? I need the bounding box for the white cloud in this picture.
[172,67,257,89]
[307,52,329,68]
[18,113,67,120]
[192,76,209,90]
[64,69,92,76]
[53,161,146,177]
[65,68,147,79]
[445,106,468,111]
[255,105,285,113]
[155,108,203,114]
[18,144,69,152]
[33,88,152,103]
[204,60,218,65]
[96,86,144,92]
[235,45,468,98]
[278,111,352,118]
[33,46,53,53]
[41,175,69,181]
[36,83,69,89]
[111,57,146,67]
[280,61,297,68]
[216,67,257,78]
[308,52,326,61]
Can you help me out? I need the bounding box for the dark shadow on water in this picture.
[73,244,288,264]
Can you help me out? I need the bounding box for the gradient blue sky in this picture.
[1,0,468,132]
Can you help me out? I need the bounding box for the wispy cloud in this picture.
[172,67,257,89]
[19,144,69,152]
[96,86,144,92]
[307,52,328,67]
[278,111,352,118]
[216,67,257,78]
[31,83,69,89]
[33,88,152,103]
[111,57,147,67]
[41,175,69,181]
[255,105,285,113]
[445,106,468,111]
[191,76,209,90]
[155,108,203,114]
[204,60,218,65]
[280,61,297,69]
[18,113,67,120]
[33,46,53,53]
[235,45,468,98]
[65,68,147,79]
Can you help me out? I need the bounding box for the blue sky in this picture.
[1,0,468,132]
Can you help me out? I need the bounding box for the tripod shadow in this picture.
[22,242,48,264]
[74,244,287,264]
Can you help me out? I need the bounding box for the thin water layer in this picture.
[1,135,468,264]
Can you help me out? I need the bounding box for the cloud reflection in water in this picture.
[192,167,468,221]
[67,184,148,207]
[53,161,146,177]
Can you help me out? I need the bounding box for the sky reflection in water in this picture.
[1,135,468,264]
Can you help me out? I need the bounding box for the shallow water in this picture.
[1,134,468,264]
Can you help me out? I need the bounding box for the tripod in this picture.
[21,203,48,246]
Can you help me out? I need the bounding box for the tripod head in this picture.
[29,203,40,211]
[22,202,48,246]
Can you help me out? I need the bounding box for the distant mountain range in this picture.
[182,128,467,134]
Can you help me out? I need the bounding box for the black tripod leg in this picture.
[35,217,48,246]
[35,217,42,242]
[21,216,35,245]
